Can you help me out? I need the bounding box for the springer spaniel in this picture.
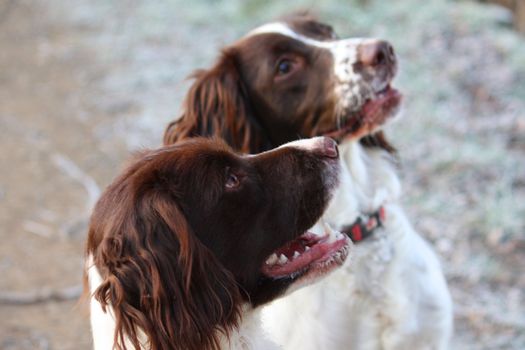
[85,137,351,350]
[164,14,453,350]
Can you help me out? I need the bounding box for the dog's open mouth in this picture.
[325,85,402,140]
[261,221,350,279]
[361,85,402,124]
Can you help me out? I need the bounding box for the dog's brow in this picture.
[245,22,367,54]
[245,22,334,49]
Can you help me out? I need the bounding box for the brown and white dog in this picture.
[85,137,350,350]
[164,14,453,350]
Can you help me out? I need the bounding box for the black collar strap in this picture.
[341,207,386,243]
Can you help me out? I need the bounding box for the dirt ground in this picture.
[0,0,524,349]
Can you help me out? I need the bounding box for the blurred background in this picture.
[0,0,524,349]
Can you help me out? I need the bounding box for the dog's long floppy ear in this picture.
[91,190,242,350]
[361,131,397,156]
[163,49,271,153]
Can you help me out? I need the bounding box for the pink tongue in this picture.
[261,236,348,278]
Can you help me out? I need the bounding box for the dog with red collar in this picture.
[164,13,453,350]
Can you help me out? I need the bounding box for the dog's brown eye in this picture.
[225,172,240,189]
[274,56,303,81]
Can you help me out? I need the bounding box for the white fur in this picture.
[262,141,453,350]
[256,23,453,350]
[263,142,452,350]
[87,255,280,350]
[88,257,120,350]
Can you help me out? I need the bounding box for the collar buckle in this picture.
[341,206,386,243]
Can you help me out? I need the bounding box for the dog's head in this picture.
[164,13,401,153]
[86,137,348,350]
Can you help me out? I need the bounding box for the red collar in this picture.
[341,207,386,243]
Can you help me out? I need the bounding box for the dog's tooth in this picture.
[322,220,332,232]
[323,221,339,243]
[326,232,337,244]
[266,253,278,265]
[305,246,311,251]
[279,254,288,264]
[293,251,300,259]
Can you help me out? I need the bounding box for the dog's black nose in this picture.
[357,40,396,69]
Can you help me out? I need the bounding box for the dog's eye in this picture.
[276,59,293,75]
[225,172,240,190]
[274,56,304,80]
[274,56,304,81]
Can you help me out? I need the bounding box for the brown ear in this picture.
[163,50,270,153]
[360,131,397,155]
[92,192,241,350]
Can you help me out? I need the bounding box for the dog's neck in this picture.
[324,140,401,230]
[219,306,279,350]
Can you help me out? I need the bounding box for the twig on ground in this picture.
[23,220,53,238]
[0,284,82,305]
[51,153,101,211]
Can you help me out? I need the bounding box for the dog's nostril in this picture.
[358,40,396,68]
[375,51,386,66]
